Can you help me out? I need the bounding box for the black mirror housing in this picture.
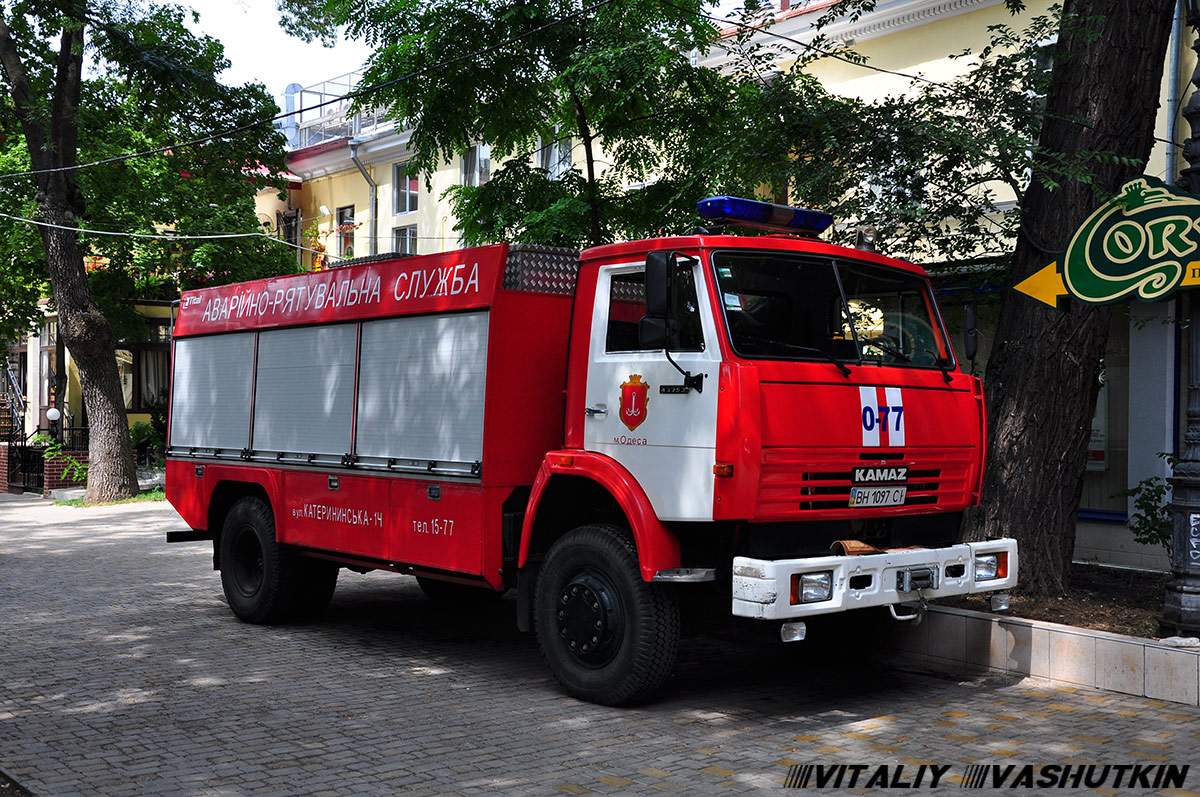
[638,317,680,350]
[644,250,676,319]
[964,304,978,362]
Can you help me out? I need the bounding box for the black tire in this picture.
[219,496,298,624]
[415,575,501,604]
[292,558,340,620]
[534,523,680,705]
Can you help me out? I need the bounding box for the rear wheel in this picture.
[534,523,679,705]
[219,496,299,624]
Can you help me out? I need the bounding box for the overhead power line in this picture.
[0,210,329,257]
[0,210,275,240]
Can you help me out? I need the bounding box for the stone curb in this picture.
[888,605,1200,706]
[47,470,164,501]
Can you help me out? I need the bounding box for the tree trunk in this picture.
[37,203,139,503]
[971,0,1176,595]
[570,88,604,246]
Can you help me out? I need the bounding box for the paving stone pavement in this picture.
[1,492,1199,796]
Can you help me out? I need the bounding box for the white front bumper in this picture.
[731,538,1018,620]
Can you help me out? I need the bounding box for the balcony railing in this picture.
[285,69,395,150]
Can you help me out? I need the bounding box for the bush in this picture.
[32,434,88,483]
[130,393,167,466]
[1113,453,1178,559]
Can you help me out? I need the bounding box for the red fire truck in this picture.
[166,196,1017,704]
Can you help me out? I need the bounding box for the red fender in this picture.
[518,451,681,582]
[166,460,284,532]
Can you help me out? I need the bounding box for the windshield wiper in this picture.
[741,336,852,377]
[934,355,953,384]
[801,346,853,377]
[861,337,911,364]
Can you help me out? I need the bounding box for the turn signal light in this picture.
[554,454,575,467]
[713,463,735,478]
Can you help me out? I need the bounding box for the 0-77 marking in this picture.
[862,405,903,432]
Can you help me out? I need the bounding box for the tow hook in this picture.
[888,589,928,625]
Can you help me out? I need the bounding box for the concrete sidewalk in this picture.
[1,498,1198,795]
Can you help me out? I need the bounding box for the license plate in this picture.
[849,486,907,507]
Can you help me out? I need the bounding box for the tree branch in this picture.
[50,6,85,176]
[41,3,86,218]
[0,10,50,180]
[569,85,603,246]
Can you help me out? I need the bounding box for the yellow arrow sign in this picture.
[1013,261,1068,309]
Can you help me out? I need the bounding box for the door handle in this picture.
[585,405,607,417]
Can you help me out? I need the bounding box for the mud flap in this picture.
[516,564,539,633]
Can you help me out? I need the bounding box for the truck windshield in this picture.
[712,250,952,369]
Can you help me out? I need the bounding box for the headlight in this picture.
[975,553,1008,582]
[791,571,834,604]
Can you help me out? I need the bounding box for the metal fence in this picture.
[289,70,394,150]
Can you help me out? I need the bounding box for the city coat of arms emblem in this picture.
[619,374,650,431]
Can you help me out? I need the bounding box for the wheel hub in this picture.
[556,570,622,666]
[230,526,264,597]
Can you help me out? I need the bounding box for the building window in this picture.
[280,211,301,265]
[336,205,355,258]
[116,323,170,412]
[393,225,418,256]
[38,319,57,409]
[461,144,490,187]
[537,133,572,180]
[393,162,419,215]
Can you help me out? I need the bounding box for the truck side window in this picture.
[605,269,703,352]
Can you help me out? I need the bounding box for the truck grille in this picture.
[757,448,975,517]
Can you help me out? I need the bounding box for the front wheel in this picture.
[534,524,680,705]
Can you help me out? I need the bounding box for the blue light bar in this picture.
[697,196,834,236]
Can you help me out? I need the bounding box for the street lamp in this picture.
[1164,1,1200,636]
[46,406,60,444]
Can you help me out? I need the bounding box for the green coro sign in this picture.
[1015,176,1200,308]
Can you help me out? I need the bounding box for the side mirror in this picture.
[638,316,679,350]
[640,251,680,350]
[644,250,676,319]
[964,304,978,362]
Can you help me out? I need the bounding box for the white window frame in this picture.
[393,162,419,215]
[461,144,491,187]
[537,131,572,180]
[336,205,355,257]
[392,225,418,255]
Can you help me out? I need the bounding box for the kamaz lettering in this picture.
[852,467,908,483]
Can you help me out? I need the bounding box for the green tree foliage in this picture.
[687,6,1074,266]
[281,0,727,247]
[0,1,297,500]
[278,0,1066,259]
[0,4,297,339]
[0,125,46,334]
